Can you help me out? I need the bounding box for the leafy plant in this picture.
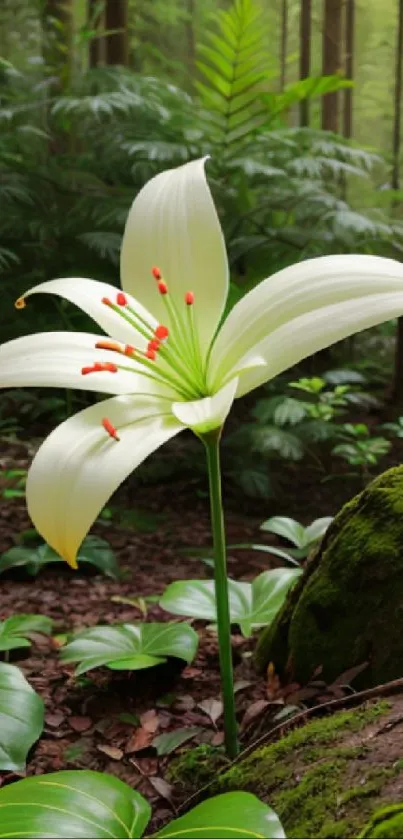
[1,467,27,499]
[0,535,120,579]
[0,614,52,653]
[60,622,199,675]
[160,569,301,637]
[0,770,285,838]
[382,417,403,438]
[0,662,44,770]
[260,516,333,559]
[332,423,391,473]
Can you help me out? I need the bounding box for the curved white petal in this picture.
[172,378,238,433]
[234,293,403,397]
[120,158,229,356]
[209,255,403,385]
[0,332,177,398]
[27,396,183,567]
[19,277,157,347]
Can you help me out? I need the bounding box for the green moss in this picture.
[215,701,395,839]
[359,805,403,837]
[255,466,403,687]
[166,744,229,794]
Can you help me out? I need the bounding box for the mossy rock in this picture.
[213,698,403,838]
[255,466,403,687]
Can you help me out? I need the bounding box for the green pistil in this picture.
[160,295,206,392]
[119,357,195,401]
[186,303,204,384]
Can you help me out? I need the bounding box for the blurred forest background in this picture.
[0,0,402,502]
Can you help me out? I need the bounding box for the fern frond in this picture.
[195,0,270,154]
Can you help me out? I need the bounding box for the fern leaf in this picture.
[195,0,269,153]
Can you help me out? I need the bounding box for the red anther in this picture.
[155,325,169,340]
[152,266,162,280]
[146,349,156,361]
[116,292,128,306]
[102,418,120,441]
[81,362,118,375]
[102,297,113,307]
[95,340,122,353]
[148,339,160,352]
[124,344,135,356]
[158,281,168,295]
[15,297,26,309]
[185,291,194,305]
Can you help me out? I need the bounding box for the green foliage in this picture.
[60,622,199,675]
[0,771,284,838]
[332,423,391,472]
[160,568,302,637]
[260,516,333,559]
[196,0,270,153]
[0,662,44,771]
[0,535,120,579]
[0,614,52,653]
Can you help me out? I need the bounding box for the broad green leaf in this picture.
[260,516,306,548]
[0,662,44,770]
[0,535,120,579]
[0,614,52,652]
[60,622,198,675]
[160,569,301,637]
[227,543,300,567]
[303,517,333,547]
[152,727,202,756]
[157,791,286,838]
[274,398,307,426]
[0,770,151,837]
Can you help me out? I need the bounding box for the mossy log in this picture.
[170,697,403,838]
[255,466,403,687]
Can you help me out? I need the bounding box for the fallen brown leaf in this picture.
[97,745,123,761]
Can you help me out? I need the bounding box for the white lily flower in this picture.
[2,157,403,567]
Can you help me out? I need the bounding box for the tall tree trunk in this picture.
[87,0,104,68]
[185,0,196,75]
[105,0,129,66]
[321,0,342,131]
[42,0,73,90]
[343,0,355,139]
[299,0,312,126]
[279,0,288,90]
[392,0,403,403]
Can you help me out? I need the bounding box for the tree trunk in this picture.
[392,0,403,403]
[42,0,73,90]
[105,0,129,66]
[279,0,288,90]
[87,0,104,68]
[299,0,311,126]
[343,0,355,139]
[321,0,342,131]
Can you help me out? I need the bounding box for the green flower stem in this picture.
[202,428,239,759]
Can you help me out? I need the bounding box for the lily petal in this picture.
[26,396,183,567]
[18,277,157,347]
[210,255,403,385]
[121,158,229,356]
[172,378,238,433]
[234,293,403,396]
[0,332,177,398]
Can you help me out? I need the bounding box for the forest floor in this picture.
[1,432,403,829]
